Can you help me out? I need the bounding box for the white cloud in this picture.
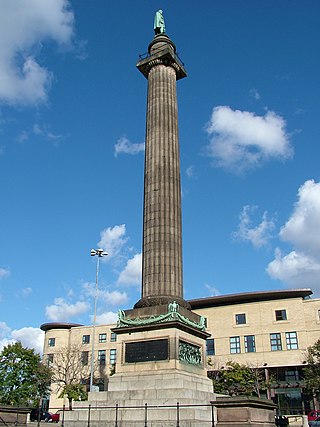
[204,284,221,296]
[0,267,10,279]
[186,165,195,178]
[83,282,128,306]
[205,106,293,173]
[0,322,44,354]
[98,224,128,260]
[267,180,320,293]
[250,88,261,100]
[95,312,118,325]
[114,136,145,157]
[233,205,275,248]
[12,327,44,355]
[45,297,89,321]
[33,123,62,141]
[117,253,142,286]
[0,0,74,105]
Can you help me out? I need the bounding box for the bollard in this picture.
[176,402,180,427]
[87,404,91,427]
[115,403,118,427]
[144,403,148,427]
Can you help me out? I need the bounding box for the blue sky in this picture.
[0,0,320,353]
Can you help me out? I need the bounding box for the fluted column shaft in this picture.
[141,62,183,303]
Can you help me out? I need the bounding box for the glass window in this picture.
[275,309,287,321]
[110,332,117,342]
[98,350,106,366]
[47,354,54,364]
[206,338,215,356]
[270,333,282,351]
[244,335,256,353]
[81,351,89,365]
[230,336,241,354]
[110,349,117,365]
[235,313,246,325]
[286,332,298,350]
[48,338,55,347]
[82,334,90,344]
[99,333,107,343]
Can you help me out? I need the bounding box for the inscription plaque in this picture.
[125,338,169,363]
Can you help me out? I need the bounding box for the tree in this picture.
[208,360,271,397]
[304,339,320,410]
[0,342,52,406]
[50,344,92,409]
[59,384,87,410]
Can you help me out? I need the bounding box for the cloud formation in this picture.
[0,267,10,280]
[95,312,118,325]
[233,205,275,248]
[45,297,89,321]
[267,180,320,293]
[205,106,293,173]
[0,0,74,105]
[98,224,128,260]
[83,282,128,306]
[114,136,145,157]
[117,253,142,286]
[0,322,44,354]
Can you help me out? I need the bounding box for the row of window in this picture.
[235,309,288,326]
[48,332,117,347]
[206,331,299,355]
[47,349,117,366]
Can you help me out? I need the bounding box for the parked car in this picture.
[30,409,60,423]
[309,416,320,427]
[309,412,320,422]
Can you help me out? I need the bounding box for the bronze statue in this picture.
[154,10,165,35]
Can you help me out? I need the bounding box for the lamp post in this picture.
[89,248,108,392]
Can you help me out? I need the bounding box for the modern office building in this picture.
[41,287,320,414]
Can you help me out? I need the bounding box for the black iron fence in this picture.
[54,402,216,427]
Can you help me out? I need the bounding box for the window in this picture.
[48,338,55,347]
[318,309,320,320]
[230,336,241,354]
[206,339,215,356]
[47,354,54,365]
[99,333,107,343]
[235,313,246,325]
[286,332,298,350]
[110,332,117,342]
[275,309,287,321]
[98,350,106,366]
[270,333,282,351]
[81,351,89,365]
[244,335,256,353]
[110,349,117,364]
[82,334,90,344]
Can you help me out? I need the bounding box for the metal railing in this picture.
[55,402,216,427]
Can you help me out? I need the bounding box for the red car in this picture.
[309,412,320,422]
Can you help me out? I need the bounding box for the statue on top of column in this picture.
[154,10,165,35]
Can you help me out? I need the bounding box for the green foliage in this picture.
[304,339,320,400]
[0,341,52,406]
[210,361,270,397]
[59,384,87,410]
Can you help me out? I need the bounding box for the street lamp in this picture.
[89,248,108,393]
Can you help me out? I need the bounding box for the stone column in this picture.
[135,34,188,309]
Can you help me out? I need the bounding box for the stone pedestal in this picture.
[213,396,277,427]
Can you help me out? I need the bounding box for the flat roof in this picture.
[40,322,83,332]
[188,288,313,309]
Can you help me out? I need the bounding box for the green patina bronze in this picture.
[117,302,206,331]
[154,9,165,35]
[179,341,202,366]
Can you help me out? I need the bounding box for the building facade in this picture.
[41,288,320,414]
